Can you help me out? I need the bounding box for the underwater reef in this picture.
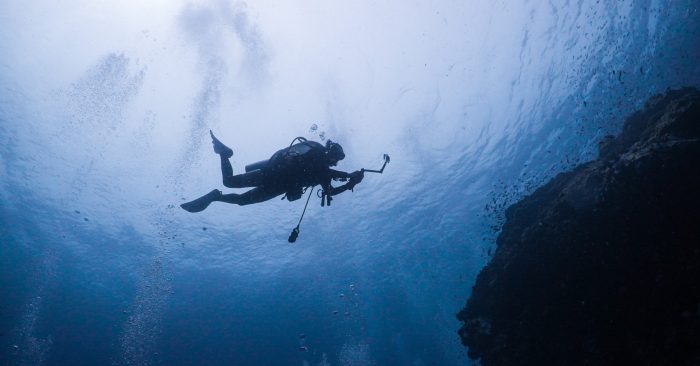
[458,88,700,365]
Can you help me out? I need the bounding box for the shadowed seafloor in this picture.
[458,87,700,366]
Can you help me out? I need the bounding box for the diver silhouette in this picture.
[180,130,364,213]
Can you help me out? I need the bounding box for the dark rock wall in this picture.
[458,88,700,366]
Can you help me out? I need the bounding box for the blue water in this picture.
[1,1,699,365]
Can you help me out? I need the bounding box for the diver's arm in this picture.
[325,170,364,196]
[328,169,351,179]
[326,183,353,196]
[322,169,351,196]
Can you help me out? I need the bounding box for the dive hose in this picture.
[288,186,315,243]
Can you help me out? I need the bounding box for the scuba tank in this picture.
[245,159,269,172]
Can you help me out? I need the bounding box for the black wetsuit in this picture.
[216,141,353,206]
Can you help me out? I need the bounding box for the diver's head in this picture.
[325,140,345,166]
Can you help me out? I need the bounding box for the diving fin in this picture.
[180,189,222,213]
[210,130,233,158]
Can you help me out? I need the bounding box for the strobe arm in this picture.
[362,154,390,174]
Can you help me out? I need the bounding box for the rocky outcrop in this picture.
[458,88,700,366]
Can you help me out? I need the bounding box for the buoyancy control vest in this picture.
[245,140,326,173]
[245,139,327,201]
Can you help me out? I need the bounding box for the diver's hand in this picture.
[347,170,364,188]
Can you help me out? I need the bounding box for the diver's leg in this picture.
[210,130,265,188]
[212,130,236,185]
[210,130,233,158]
[216,187,284,206]
[180,189,222,213]
[220,155,234,182]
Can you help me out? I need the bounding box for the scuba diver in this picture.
[180,131,366,213]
